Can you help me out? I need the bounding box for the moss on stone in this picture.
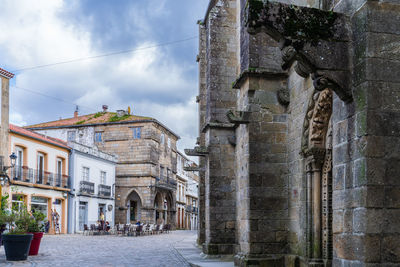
[109,114,131,122]
[247,0,338,45]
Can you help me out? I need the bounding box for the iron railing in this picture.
[10,166,69,188]
[80,181,95,194]
[98,184,111,197]
[155,176,177,191]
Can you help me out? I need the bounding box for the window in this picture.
[132,127,141,139]
[15,146,24,179]
[82,167,90,181]
[167,138,171,148]
[67,131,76,141]
[100,171,107,184]
[95,132,102,142]
[12,194,24,212]
[160,166,164,179]
[30,196,48,216]
[160,133,165,144]
[37,153,45,184]
[56,158,63,186]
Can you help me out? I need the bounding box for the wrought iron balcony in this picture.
[155,176,177,191]
[98,184,111,197]
[10,166,69,188]
[80,181,95,194]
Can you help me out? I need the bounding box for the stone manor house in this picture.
[186,0,400,266]
[27,107,180,227]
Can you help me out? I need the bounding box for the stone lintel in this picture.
[184,146,209,157]
[226,110,251,124]
[201,122,235,133]
[246,0,353,102]
[232,68,287,89]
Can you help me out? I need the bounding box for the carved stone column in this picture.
[305,150,325,266]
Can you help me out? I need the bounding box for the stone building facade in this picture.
[176,151,199,230]
[27,108,179,227]
[189,0,400,266]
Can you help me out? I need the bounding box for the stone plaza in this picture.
[0,231,196,267]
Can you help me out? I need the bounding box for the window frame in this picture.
[82,166,90,181]
[132,127,141,139]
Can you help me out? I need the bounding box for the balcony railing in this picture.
[155,176,177,191]
[10,166,69,188]
[185,205,198,213]
[98,184,111,197]
[80,181,95,195]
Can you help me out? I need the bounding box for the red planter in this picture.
[28,232,44,256]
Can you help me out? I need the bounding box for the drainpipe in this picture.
[67,149,75,234]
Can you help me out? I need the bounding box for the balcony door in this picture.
[15,147,24,180]
[37,153,45,184]
[56,159,63,186]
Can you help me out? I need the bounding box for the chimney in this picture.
[102,105,108,112]
[74,106,79,118]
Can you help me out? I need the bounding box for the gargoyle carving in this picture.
[226,110,251,124]
[184,146,209,157]
[246,0,353,103]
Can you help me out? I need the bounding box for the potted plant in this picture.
[0,194,9,247]
[0,205,33,261]
[27,210,47,255]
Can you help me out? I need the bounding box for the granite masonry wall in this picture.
[196,0,400,265]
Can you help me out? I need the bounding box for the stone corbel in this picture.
[184,146,209,157]
[183,166,205,172]
[226,110,251,124]
[246,0,353,103]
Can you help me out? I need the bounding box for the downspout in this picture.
[67,149,75,234]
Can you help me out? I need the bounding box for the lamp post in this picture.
[0,152,18,186]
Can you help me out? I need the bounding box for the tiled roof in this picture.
[10,124,70,150]
[0,67,15,79]
[26,112,154,129]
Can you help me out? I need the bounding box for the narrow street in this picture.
[0,231,195,267]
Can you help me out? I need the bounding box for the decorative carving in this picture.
[309,89,332,147]
[321,127,332,260]
[246,0,353,103]
[277,87,290,105]
[301,90,320,154]
[184,146,209,157]
[226,110,251,124]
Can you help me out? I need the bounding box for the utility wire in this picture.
[12,85,98,112]
[12,36,198,72]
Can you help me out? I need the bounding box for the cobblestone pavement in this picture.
[0,230,195,267]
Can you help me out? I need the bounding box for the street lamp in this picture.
[0,153,18,186]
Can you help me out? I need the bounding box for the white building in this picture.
[8,124,70,234]
[68,141,117,233]
[176,151,199,230]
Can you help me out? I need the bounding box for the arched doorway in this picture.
[301,88,333,265]
[126,190,142,224]
[154,192,163,224]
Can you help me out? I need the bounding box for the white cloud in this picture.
[0,0,200,151]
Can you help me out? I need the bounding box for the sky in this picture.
[0,0,209,155]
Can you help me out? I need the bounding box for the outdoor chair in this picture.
[153,224,160,234]
[135,225,143,236]
[83,224,89,235]
[143,224,151,235]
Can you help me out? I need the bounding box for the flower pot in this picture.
[2,233,33,261]
[0,224,6,247]
[28,232,44,255]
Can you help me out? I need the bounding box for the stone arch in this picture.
[153,191,164,224]
[125,189,143,224]
[302,88,333,265]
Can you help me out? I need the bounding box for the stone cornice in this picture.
[201,122,235,133]
[232,69,287,89]
[246,0,353,103]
